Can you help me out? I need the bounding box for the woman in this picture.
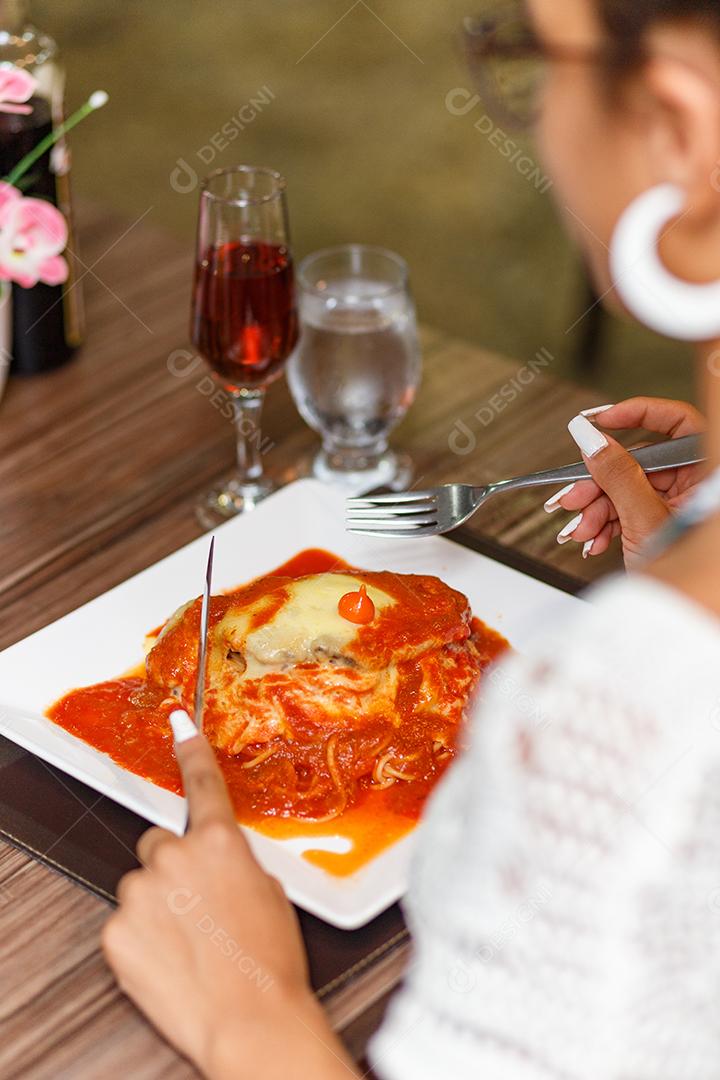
[102,1,720,1076]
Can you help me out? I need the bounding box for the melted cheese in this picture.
[145,566,483,753]
[223,574,394,678]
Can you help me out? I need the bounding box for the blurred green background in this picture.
[35,0,693,403]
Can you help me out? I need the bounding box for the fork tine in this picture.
[345,515,439,530]
[345,503,437,519]
[346,490,436,507]
[347,523,441,539]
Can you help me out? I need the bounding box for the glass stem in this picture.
[233,390,266,487]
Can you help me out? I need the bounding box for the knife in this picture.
[194,536,215,733]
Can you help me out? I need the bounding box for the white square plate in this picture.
[0,479,582,928]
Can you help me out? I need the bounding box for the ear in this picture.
[642,48,720,220]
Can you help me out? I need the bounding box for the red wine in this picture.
[191,240,298,390]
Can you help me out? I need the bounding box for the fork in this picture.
[345,434,705,538]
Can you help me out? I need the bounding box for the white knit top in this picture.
[370,575,720,1080]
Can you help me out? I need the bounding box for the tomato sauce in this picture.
[46,549,509,876]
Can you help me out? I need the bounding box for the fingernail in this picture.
[170,709,199,744]
[557,513,583,545]
[580,404,614,419]
[568,414,609,458]
[544,482,575,514]
[582,539,594,559]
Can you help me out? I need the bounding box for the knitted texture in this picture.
[370,576,720,1080]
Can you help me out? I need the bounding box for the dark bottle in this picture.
[0,0,83,374]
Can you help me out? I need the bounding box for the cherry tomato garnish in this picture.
[338,583,375,624]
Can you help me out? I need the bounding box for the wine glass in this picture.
[287,245,421,493]
[190,166,298,524]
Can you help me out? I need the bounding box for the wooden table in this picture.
[0,204,619,1078]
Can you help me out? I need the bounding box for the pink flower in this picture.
[0,68,37,115]
[0,181,68,288]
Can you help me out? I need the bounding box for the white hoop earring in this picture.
[610,182,720,342]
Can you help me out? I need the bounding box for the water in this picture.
[288,281,421,451]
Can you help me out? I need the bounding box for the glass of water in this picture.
[287,245,421,492]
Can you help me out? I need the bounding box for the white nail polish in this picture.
[557,513,583,544]
[544,483,575,514]
[170,709,199,744]
[582,539,594,559]
[580,404,615,419]
[568,414,609,458]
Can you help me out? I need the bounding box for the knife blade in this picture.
[194,536,215,733]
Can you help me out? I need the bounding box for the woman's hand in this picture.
[544,397,706,568]
[102,712,358,1080]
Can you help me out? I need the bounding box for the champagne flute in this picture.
[190,165,298,524]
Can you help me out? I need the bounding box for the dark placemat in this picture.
[0,533,583,1004]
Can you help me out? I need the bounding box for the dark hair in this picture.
[598,1,720,58]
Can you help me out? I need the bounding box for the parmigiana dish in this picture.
[48,550,509,864]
